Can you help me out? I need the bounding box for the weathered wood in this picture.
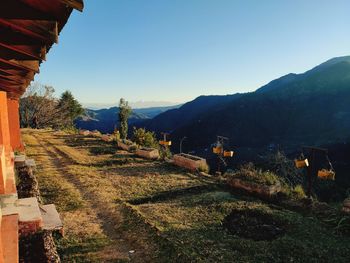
[60,0,84,12]
[0,42,45,61]
[0,19,58,44]
[0,58,39,73]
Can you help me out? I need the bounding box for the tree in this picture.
[57,91,85,128]
[20,83,61,128]
[19,83,84,129]
[118,98,132,139]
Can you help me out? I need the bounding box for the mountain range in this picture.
[139,56,350,155]
[77,56,350,157]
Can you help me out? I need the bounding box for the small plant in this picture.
[292,185,306,199]
[159,146,172,160]
[114,129,120,141]
[129,145,138,152]
[198,163,210,173]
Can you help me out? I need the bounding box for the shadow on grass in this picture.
[127,184,222,205]
[102,162,187,177]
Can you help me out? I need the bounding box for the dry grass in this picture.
[22,129,350,263]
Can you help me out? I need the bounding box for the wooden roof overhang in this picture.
[0,0,84,99]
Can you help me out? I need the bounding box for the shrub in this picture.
[159,146,172,160]
[226,163,280,186]
[113,129,120,141]
[132,127,158,148]
[259,151,303,187]
[292,185,306,199]
[198,163,210,173]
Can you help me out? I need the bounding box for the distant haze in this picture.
[83,100,182,110]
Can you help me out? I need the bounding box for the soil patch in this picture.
[223,209,287,241]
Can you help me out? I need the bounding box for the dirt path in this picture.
[28,131,161,262]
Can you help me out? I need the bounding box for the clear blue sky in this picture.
[35,0,350,107]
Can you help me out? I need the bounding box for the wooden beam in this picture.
[0,68,34,81]
[0,0,58,20]
[0,83,26,94]
[0,42,45,61]
[0,74,29,85]
[0,19,58,44]
[60,0,84,12]
[0,58,39,73]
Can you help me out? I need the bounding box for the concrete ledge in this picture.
[14,155,26,167]
[1,195,43,236]
[40,204,63,233]
[135,148,159,160]
[173,153,207,172]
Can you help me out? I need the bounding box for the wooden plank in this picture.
[0,74,28,85]
[0,19,58,44]
[0,42,45,61]
[60,0,84,12]
[0,58,39,73]
[0,0,55,20]
[0,68,34,80]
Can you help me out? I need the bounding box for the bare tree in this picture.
[20,82,79,129]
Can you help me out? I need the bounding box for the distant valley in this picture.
[75,104,181,133]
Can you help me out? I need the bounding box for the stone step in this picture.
[1,195,43,236]
[40,204,63,233]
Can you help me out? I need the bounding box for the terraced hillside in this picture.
[22,129,350,262]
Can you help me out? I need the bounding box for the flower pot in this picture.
[135,147,160,160]
[173,153,207,172]
[317,169,335,180]
[159,140,171,146]
[224,151,234,157]
[294,159,309,168]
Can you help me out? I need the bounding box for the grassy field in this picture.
[22,129,350,262]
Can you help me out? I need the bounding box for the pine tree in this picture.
[57,91,85,128]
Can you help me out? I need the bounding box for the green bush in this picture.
[226,163,280,186]
[292,185,306,199]
[132,127,158,148]
[198,163,210,173]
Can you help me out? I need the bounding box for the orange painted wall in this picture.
[1,214,19,263]
[0,92,11,156]
[7,99,23,152]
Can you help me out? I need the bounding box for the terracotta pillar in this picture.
[7,98,24,152]
[0,146,6,194]
[0,92,12,157]
[1,214,19,263]
[0,213,3,263]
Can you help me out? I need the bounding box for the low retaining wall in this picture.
[135,148,159,160]
[79,130,90,136]
[101,135,113,142]
[117,140,134,151]
[227,178,281,197]
[173,153,207,172]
